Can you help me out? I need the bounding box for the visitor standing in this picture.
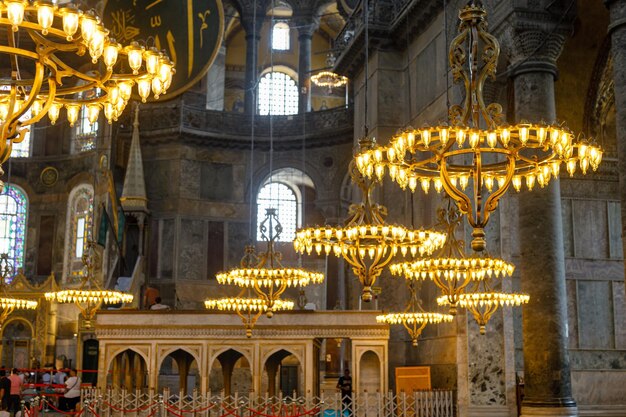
[8,369,20,414]
[336,368,352,416]
[0,370,10,410]
[60,369,81,411]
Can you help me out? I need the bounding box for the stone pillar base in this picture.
[521,406,578,417]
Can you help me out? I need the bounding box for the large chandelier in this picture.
[390,203,513,315]
[294,143,446,302]
[311,54,348,89]
[0,1,175,180]
[377,281,452,346]
[45,241,133,329]
[0,254,37,328]
[217,209,323,318]
[438,278,529,335]
[205,291,294,338]
[354,2,602,252]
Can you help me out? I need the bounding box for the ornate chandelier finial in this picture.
[354,2,602,252]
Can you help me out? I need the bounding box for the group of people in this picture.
[0,368,82,414]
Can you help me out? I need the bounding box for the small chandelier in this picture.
[377,281,453,346]
[390,202,513,315]
[0,254,37,328]
[354,2,602,252]
[0,1,175,182]
[205,291,294,338]
[45,241,133,329]
[438,278,529,335]
[217,209,323,318]
[311,54,348,89]
[294,143,446,302]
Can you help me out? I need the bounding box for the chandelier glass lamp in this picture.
[354,1,602,252]
[45,241,133,329]
[377,281,453,346]
[390,202,513,315]
[0,254,37,328]
[216,209,323,318]
[438,278,529,334]
[294,139,447,302]
[0,1,175,183]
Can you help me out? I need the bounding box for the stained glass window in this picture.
[0,185,28,281]
[272,22,290,50]
[258,71,299,115]
[64,184,93,282]
[257,182,298,242]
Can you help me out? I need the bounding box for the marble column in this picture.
[242,13,263,114]
[294,15,318,113]
[512,61,577,416]
[606,0,626,261]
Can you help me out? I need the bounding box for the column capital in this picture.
[498,9,573,79]
[293,13,320,39]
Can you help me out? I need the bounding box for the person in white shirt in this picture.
[150,297,170,310]
[0,404,10,417]
[60,369,81,411]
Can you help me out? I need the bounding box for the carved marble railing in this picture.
[120,100,353,150]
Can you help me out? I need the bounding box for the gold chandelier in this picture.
[45,241,133,328]
[311,54,348,89]
[438,278,529,335]
[205,291,294,338]
[390,203,513,315]
[0,254,37,328]
[0,1,175,178]
[354,2,602,252]
[294,145,446,302]
[217,209,323,318]
[377,281,452,346]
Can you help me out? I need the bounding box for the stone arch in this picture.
[1,318,34,369]
[105,346,149,374]
[107,348,148,390]
[209,348,252,396]
[261,348,303,397]
[358,350,381,394]
[157,348,200,395]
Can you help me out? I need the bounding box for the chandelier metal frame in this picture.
[45,241,133,328]
[0,0,175,181]
[217,209,323,318]
[354,1,602,252]
[294,144,446,302]
[377,281,453,346]
[390,202,513,315]
[437,277,529,334]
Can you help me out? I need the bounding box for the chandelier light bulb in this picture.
[7,1,26,31]
[86,104,100,125]
[47,102,62,124]
[103,41,120,70]
[127,42,144,74]
[65,104,81,127]
[37,2,55,35]
[81,14,98,43]
[61,7,80,40]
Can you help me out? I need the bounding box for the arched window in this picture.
[257,182,297,242]
[272,22,290,50]
[258,71,298,115]
[74,89,99,153]
[64,184,94,282]
[256,168,315,243]
[0,185,27,280]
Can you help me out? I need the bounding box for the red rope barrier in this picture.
[45,401,85,415]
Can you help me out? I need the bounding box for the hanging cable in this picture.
[363,0,369,137]
[444,0,450,112]
[248,0,258,242]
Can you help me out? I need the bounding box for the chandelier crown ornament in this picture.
[0,0,176,183]
[45,241,133,328]
[216,208,323,318]
[294,141,447,302]
[354,1,602,252]
[390,201,514,315]
[377,281,453,346]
